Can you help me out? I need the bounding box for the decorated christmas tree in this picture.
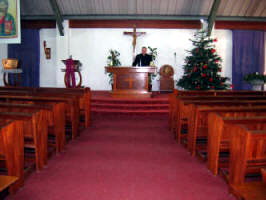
[177,30,230,90]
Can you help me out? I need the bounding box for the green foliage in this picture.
[107,49,121,66]
[148,46,158,61]
[177,30,230,90]
[243,72,266,84]
[107,49,121,85]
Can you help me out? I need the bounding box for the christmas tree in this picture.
[177,31,230,90]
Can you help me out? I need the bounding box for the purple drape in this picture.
[232,30,265,90]
[8,29,40,87]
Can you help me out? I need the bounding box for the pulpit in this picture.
[105,66,157,98]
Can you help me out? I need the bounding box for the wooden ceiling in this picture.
[21,0,266,20]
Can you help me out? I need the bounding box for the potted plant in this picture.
[147,46,158,91]
[107,49,121,86]
[244,72,266,91]
[148,46,157,66]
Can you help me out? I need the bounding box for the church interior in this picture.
[0,0,265,199]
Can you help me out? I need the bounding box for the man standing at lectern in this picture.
[133,46,152,66]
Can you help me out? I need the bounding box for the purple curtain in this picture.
[8,29,40,87]
[232,30,265,90]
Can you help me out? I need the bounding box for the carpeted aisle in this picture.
[9,115,235,200]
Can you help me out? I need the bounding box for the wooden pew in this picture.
[262,168,266,182]
[0,87,91,128]
[169,89,266,132]
[0,175,19,193]
[228,123,266,185]
[174,96,266,137]
[208,112,266,175]
[186,104,266,156]
[34,87,91,128]
[228,123,266,200]
[0,102,65,153]
[0,111,48,171]
[230,180,266,200]
[0,121,24,192]
[177,100,266,145]
[0,95,78,139]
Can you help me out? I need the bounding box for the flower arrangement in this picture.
[107,49,121,66]
[243,72,266,84]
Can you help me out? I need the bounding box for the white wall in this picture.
[0,44,8,86]
[65,27,233,90]
[39,29,57,87]
[0,23,235,90]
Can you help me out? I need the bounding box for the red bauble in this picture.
[213,38,218,42]
[196,85,200,89]
[203,65,208,69]
[230,84,234,88]
[201,73,207,77]
[209,78,213,82]
[218,68,222,72]
[211,86,215,89]
[215,60,219,63]
[193,67,197,72]
[211,49,216,53]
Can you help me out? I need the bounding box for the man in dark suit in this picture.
[132,46,152,66]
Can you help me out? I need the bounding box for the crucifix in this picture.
[124,25,146,60]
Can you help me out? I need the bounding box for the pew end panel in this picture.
[229,124,266,185]
[0,120,24,193]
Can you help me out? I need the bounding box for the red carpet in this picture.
[8,113,235,200]
[91,91,169,115]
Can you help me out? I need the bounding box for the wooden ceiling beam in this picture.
[207,0,221,35]
[49,0,64,36]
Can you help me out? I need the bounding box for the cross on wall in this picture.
[124,25,146,59]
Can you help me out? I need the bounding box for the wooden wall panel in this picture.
[69,19,266,31]
[69,20,201,29]
[21,20,56,29]
[215,21,266,31]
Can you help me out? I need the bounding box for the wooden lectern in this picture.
[105,66,157,98]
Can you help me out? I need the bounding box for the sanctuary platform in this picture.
[91,91,169,116]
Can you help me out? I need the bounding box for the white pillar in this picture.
[0,44,8,86]
[55,20,70,87]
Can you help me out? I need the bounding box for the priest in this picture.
[132,46,152,66]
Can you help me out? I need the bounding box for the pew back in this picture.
[229,124,266,185]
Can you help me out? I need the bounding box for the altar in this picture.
[105,66,157,98]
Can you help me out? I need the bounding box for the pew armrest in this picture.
[0,176,18,192]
